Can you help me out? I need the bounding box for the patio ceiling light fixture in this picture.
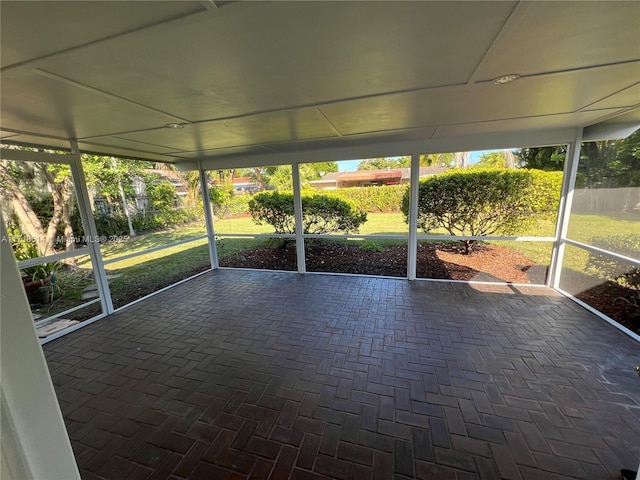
[165,123,185,129]
[492,74,521,85]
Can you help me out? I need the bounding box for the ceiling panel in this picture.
[116,108,339,152]
[320,62,640,135]
[0,1,205,68]
[1,70,179,138]
[36,1,516,122]
[474,1,640,81]
[1,1,639,162]
[434,109,622,139]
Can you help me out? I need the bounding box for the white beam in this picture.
[199,163,219,269]
[549,129,583,289]
[407,153,420,280]
[68,142,114,313]
[0,148,74,164]
[0,217,81,480]
[292,164,306,273]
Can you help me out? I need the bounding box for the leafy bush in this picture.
[249,191,367,235]
[93,208,199,238]
[147,180,178,211]
[212,195,252,218]
[526,170,563,214]
[587,235,640,291]
[330,185,407,212]
[402,169,558,254]
[360,240,385,252]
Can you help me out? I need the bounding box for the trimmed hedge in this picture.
[401,169,562,253]
[329,184,407,213]
[248,191,367,235]
[93,208,200,237]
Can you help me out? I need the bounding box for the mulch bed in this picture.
[221,241,640,334]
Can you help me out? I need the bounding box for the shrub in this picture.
[402,169,557,254]
[212,195,252,218]
[527,170,563,214]
[249,191,367,235]
[587,235,640,292]
[147,180,178,211]
[93,208,199,238]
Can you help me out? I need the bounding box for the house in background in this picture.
[310,166,450,189]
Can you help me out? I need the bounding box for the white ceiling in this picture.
[1,1,639,165]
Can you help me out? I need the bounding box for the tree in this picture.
[248,191,367,235]
[516,129,640,211]
[401,169,549,254]
[260,162,338,190]
[420,153,455,168]
[357,157,410,170]
[0,156,76,257]
[473,151,516,169]
[516,146,566,171]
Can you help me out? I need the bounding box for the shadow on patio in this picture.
[43,269,640,480]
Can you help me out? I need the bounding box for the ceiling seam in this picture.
[79,140,180,156]
[473,59,640,84]
[574,81,640,113]
[465,1,534,85]
[32,68,191,123]
[109,135,187,153]
[316,108,344,137]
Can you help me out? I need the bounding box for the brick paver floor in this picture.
[44,269,640,479]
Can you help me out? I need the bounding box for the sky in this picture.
[335,150,498,172]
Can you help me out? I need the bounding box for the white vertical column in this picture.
[199,164,219,269]
[407,153,420,280]
[1,218,81,480]
[292,162,306,273]
[548,128,583,289]
[68,142,114,313]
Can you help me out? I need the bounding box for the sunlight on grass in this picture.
[567,212,639,245]
[100,222,207,260]
[214,216,273,235]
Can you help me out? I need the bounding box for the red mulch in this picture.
[221,241,640,334]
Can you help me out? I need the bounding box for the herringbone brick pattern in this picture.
[44,270,640,479]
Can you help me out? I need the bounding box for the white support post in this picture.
[292,162,306,273]
[68,141,114,314]
[199,164,219,269]
[1,217,81,480]
[548,129,583,289]
[407,153,420,280]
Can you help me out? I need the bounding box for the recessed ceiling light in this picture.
[492,74,521,85]
[165,123,185,129]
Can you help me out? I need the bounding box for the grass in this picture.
[42,211,637,316]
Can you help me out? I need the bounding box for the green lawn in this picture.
[48,211,637,316]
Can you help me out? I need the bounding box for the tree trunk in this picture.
[111,157,136,237]
[455,152,469,169]
[61,182,77,265]
[463,239,474,255]
[253,168,267,191]
[0,162,56,257]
